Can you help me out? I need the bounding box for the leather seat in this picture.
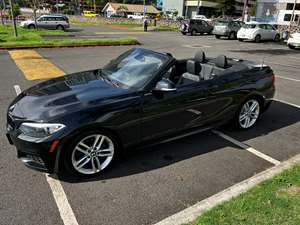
[179,60,201,85]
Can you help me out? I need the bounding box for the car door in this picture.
[266,24,277,40]
[37,17,47,28]
[259,24,269,40]
[202,20,211,33]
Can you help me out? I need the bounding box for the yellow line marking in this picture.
[95,31,150,35]
[9,50,65,80]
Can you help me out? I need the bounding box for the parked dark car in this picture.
[6,48,275,177]
[213,20,244,39]
[180,19,213,35]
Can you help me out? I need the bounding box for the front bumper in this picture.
[213,30,229,36]
[237,33,254,41]
[288,42,300,47]
[6,132,59,173]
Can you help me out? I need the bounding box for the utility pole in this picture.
[93,0,96,12]
[197,0,200,15]
[242,0,249,22]
[1,0,5,25]
[8,0,17,37]
[143,0,146,18]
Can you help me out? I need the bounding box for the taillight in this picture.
[272,73,275,83]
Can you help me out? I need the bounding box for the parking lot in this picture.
[1,30,300,225]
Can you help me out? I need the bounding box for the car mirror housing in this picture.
[153,79,177,92]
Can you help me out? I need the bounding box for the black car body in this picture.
[213,20,244,39]
[6,48,275,176]
[180,19,213,35]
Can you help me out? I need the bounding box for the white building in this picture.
[256,0,300,25]
[163,0,255,18]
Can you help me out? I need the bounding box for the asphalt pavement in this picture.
[0,28,300,225]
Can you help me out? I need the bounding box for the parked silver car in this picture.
[20,15,70,30]
[213,20,244,40]
[237,23,280,43]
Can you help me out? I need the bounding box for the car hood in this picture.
[9,70,131,121]
[21,20,34,24]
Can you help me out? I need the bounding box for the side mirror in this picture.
[153,79,176,92]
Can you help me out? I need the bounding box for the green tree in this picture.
[216,0,236,16]
[10,3,20,17]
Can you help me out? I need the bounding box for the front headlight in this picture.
[19,123,66,139]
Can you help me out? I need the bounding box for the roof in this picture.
[102,2,159,14]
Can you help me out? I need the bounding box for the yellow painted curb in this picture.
[9,50,65,80]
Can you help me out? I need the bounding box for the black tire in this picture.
[234,97,262,130]
[56,25,65,31]
[288,44,296,49]
[28,24,35,29]
[200,32,204,35]
[255,34,261,43]
[181,32,187,35]
[191,29,197,36]
[238,38,244,42]
[229,32,236,40]
[215,35,221,39]
[274,34,280,42]
[61,129,120,177]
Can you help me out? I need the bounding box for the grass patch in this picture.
[0,25,139,47]
[152,25,179,32]
[189,164,300,225]
[71,21,141,29]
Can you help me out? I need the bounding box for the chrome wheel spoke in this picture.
[76,146,89,155]
[239,113,248,122]
[96,136,105,150]
[76,156,90,169]
[239,99,260,129]
[98,148,114,157]
[92,135,101,148]
[249,101,258,112]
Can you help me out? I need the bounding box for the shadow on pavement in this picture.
[59,101,300,183]
[230,48,300,55]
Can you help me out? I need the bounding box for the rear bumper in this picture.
[6,132,58,173]
[213,31,229,36]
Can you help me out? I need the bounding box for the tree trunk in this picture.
[33,7,38,29]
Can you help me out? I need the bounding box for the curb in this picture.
[0,42,140,50]
[155,153,300,225]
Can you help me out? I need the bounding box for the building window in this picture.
[286,3,300,10]
[284,14,292,21]
[295,15,299,22]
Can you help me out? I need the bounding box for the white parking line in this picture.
[212,130,281,165]
[276,75,300,82]
[155,153,300,225]
[13,84,78,225]
[46,175,79,225]
[273,98,300,109]
[13,85,22,96]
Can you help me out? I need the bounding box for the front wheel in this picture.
[229,32,236,40]
[56,25,65,31]
[28,24,35,29]
[238,38,244,42]
[62,130,119,177]
[274,34,280,42]
[288,44,296,49]
[181,32,187,35]
[191,29,197,36]
[215,35,221,39]
[255,35,261,43]
[234,98,261,129]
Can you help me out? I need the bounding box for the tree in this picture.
[29,0,44,29]
[216,0,236,16]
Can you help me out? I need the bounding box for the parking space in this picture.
[1,30,299,225]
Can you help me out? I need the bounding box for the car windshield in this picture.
[216,21,229,26]
[243,24,257,29]
[101,49,169,89]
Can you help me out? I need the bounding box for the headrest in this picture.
[195,51,206,63]
[215,55,228,68]
[186,60,201,75]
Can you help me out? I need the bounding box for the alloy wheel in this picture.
[239,99,260,129]
[71,134,114,175]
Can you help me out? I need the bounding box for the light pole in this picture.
[1,0,5,25]
[197,0,200,15]
[143,0,146,18]
[8,0,17,37]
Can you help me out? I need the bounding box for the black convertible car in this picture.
[6,48,275,177]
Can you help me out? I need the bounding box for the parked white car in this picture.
[127,13,144,20]
[287,33,300,49]
[193,15,211,22]
[20,15,70,30]
[237,23,280,43]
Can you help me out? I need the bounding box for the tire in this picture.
[254,34,261,43]
[234,98,262,130]
[288,44,296,49]
[238,38,244,42]
[61,129,120,177]
[56,25,65,31]
[28,24,35,29]
[191,29,197,36]
[215,35,221,39]
[229,32,236,40]
[181,32,187,35]
[274,34,280,42]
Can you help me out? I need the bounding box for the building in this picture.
[102,3,160,17]
[256,0,300,25]
[163,0,255,18]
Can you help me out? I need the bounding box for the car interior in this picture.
[166,51,234,86]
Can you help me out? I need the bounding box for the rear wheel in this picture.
[274,34,280,42]
[181,32,187,35]
[238,38,244,42]
[56,25,64,31]
[255,34,261,43]
[234,98,261,129]
[215,35,221,39]
[62,130,119,177]
[191,29,197,36]
[28,24,35,29]
[288,44,296,49]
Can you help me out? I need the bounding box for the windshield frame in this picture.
[101,48,172,91]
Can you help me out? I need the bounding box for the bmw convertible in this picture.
[6,48,275,177]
